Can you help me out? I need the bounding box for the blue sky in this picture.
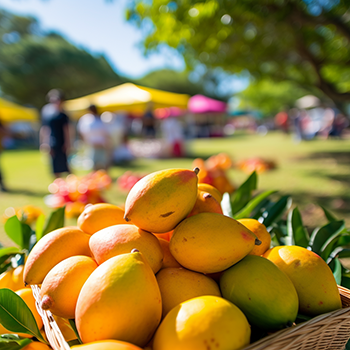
[0,0,186,78]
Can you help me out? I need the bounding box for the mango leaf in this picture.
[320,206,337,222]
[270,225,287,246]
[68,319,82,344]
[221,192,233,218]
[332,258,342,285]
[327,247,350,264]
[234,190,276,220]
[19,223,33,251]
[337,235,350,246]
[0,248,22,266]
[309,220,345,255]
[341,276,350,290]
[35,214,46,242]
[287,207,309,248]
[260,195,292,228]
[251,198,272,220]
[230,171,257,215]
[42,207,65,237]
[68,339,81,347]
[4,217,23,248]
[0,263,12,275]
[0,335,32,350]
[0,289,47,343]
[321,231,347,261]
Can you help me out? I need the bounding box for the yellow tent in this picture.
[64,83,190,119]
[0,97,39,124]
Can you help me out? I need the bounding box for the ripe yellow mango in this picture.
[40,255,98,319]
[220,255,299,330]
[197,183,223,203]
[157,267,221,317]
[22,342,52,350]
[264,245,342,316]
[75,250,162,347]
[78,203,129,235]
[24,226,91,285]
[124,168,199,233]
[89,224,163,273]
[170,213,258,273]
[157,238,182,270]
[187,190,223,217]
[71,340,143,350]
[153,295,250,350]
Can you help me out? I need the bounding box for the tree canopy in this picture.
[126,0,350,110]
[0,9,125,108]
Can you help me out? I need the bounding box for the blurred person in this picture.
[289,108,303,143]
[274,110,289,134]
[40,89,71,178]
[0,120,10,191]
[161,115,184,157]
[329,113,349,138]
[77,104,112,171]
[142,102,156,138]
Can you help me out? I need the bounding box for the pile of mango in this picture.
[0,168,343,350]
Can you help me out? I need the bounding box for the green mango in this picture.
[220,255,298,331]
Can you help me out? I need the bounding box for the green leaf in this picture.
[321,230,347,261]
[35,214,46,242]
[287,207,309,248]
[0,335,32,350]
[4,217,23,248]
[270,225,287,246]
[221,192,233,218]
[341,276,350,290]
[327,247,350,264]
[233,190,276,220]
[68,339,81,347]
[332,258,342,285]
[0,248,22,265]
[251,198,272,220]
[309,220,345,255]
[320,206,337,222]
[260,195,292,228]
[42,207,65,237]
[0,289,47,343]
[68,319,82,344]
[19,223,32,251]
[230,171,257,215]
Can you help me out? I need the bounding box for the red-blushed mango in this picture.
[124,168,199,233]
[220,255,298,330]
[157,238,182,269]
[170,213,259,274]
[153,296,250,350]
[89,224,163,273]
[238,218,271,256]
[40,256,98,319]
[187,190,223,217]
[22,342,52,350]
[71,340,143,350]
[77,203,129,235]
[156,267,221,317]
[75,251,162,347]
[264,245,342,316]
[24,227,91,285]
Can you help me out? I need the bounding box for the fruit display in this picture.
[117,171,146,192]
[0,168,349,350]
[45,171,112,218]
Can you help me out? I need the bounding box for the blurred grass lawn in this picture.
[1,131,350,247]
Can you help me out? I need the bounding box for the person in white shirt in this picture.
[77,105,111,171]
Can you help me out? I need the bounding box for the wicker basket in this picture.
[32,285,350,350]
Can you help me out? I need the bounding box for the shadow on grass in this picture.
[305,151,350,165]
[4,188,48,197]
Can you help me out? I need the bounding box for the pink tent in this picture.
[188,94,227,114]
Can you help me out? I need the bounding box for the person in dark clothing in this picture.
[142,102,156,138]
[40,89,71,178]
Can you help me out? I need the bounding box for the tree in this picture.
[126,0,350,110]
[0,10,125,108]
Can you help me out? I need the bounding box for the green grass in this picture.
[1,131,350,247]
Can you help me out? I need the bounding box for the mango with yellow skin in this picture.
[153,295,250,350]
[124,168,199,233]
[71,340,143,350]
[24,226,91,285]
[264,245,342,316]
[170,212,259,274]
[75,250,162,347]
